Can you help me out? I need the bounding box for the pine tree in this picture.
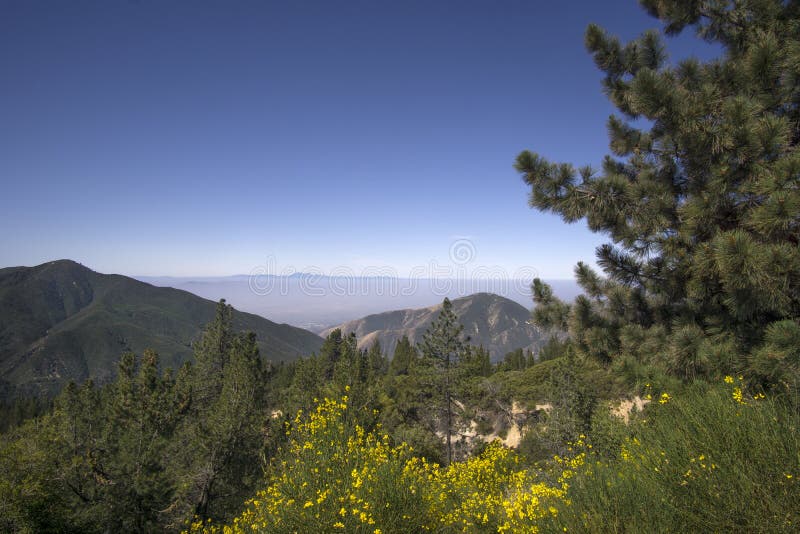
[53,379,102,520]
[502,348,527,371]
[366,340,388,378]
[462,345,493,377]
[516,0,800,387]
[389,335,417,376]
[332,331,362,390]
[172,300,266,523]
[526,349,536,368]
[290,356,321,405]
[381,336,439,459]
[103,350,177,532]
[319,328,345,381]
[538,354,598,458]
[419,298,467,464]
[192,299,233,406]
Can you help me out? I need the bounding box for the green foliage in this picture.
[380,365,444,463]
[419,298,468,368]
[98,350,181,531]
[283,329,385,424]
[539,381,800,532]
[462,345,494,377]
[0,414,78,533]
[366,340,389,378]
[492,353,622,412]
[0,350,183,533]
[189,394,571,534]
[1,301,796,533]
[0,395,51,432]
[518,355,599,462]
[531,278,570,332]
[418,297,469,464]
[536,336,571,363]
[171,301,267,523]
[749,319,800,399]
[500,348,528,371]
[490,358,562,407]
[318,328,346,382]
[388,335,417,376]
[0,301,274,532]
[0,261,323,403]
[516,0,800,386]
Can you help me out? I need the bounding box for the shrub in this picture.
[538,378,800,533]
[188,390,570,533]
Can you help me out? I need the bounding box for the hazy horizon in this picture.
[135,271,582,331]
[3,256,582,331]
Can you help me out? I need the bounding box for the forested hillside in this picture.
[0,260,323,401]
[2,0,799,532]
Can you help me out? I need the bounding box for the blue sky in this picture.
[0,0,717,278]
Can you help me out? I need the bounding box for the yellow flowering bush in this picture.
[402,441,567,532]
[186,391,428,533]
[186,392,570,533]
[186,376,800,533]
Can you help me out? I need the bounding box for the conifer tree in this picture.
[502,348,527,371]
[331,331,361,389]
[102,350,177,532]
[319,328,345,381]
[366,340,388,378]
[290,356,322,405]
[381,336,438,458]
[389,335,417,376]
[419,298,467,464]
[192,299,233,407]
[53,379,102,522]
[526,349,536,368]
[516,0,800,387]
[172,300,266,523]
[462,345,493,377]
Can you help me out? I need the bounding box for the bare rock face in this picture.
[322,292,541,362]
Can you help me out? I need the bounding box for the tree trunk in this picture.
[445,353,452,465]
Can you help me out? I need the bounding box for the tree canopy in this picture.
[419,298,469,464]
[516,0,800,392]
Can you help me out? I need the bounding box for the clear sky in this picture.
[0,0,717,278]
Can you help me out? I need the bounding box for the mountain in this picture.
[321,293,542,362]
[136,274,582,332]
[0,260,323,400]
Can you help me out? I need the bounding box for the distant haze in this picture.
[136,275,581,332]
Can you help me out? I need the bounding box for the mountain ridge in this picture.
[0,260,324,400]
[322,292,542,361]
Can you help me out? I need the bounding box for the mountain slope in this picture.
[322,293,542,361]
[0,260,323,399]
